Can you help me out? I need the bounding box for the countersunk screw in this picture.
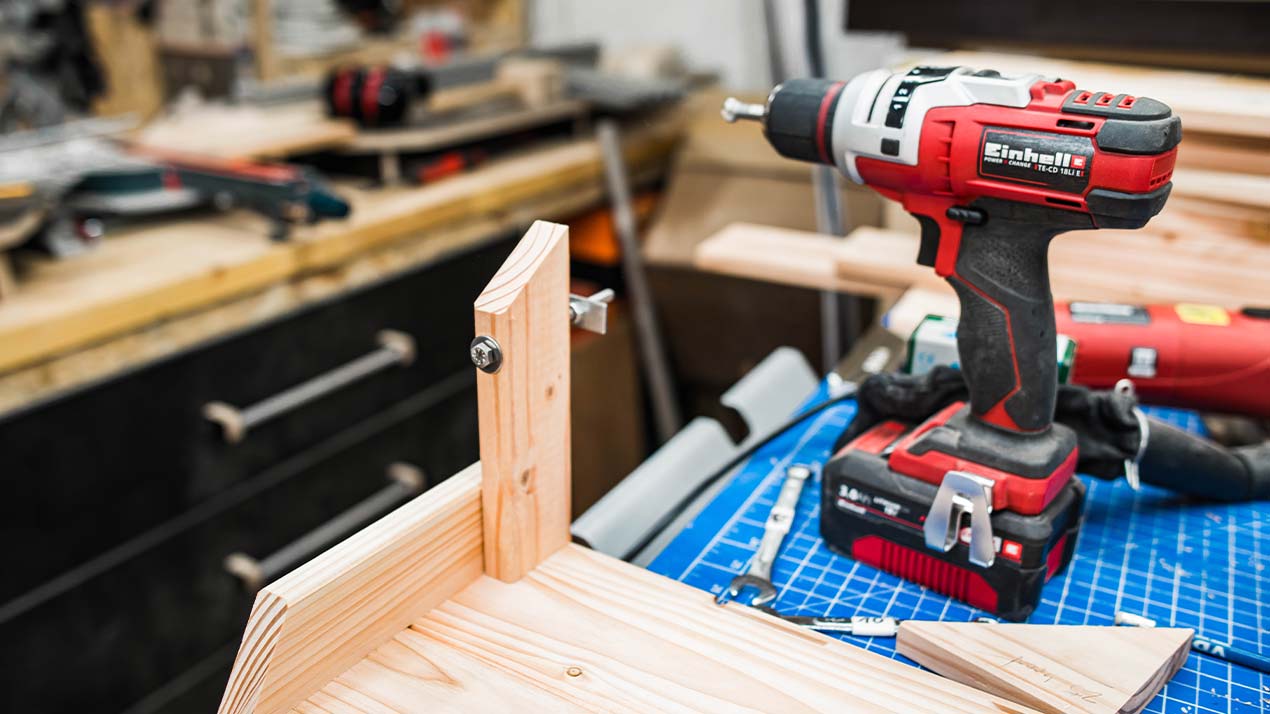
[470,335,502,374]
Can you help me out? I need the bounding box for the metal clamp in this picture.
[224,462,426,591]
[1115,378,1149,491]
[568,288,614,334]
[204,329,415,443]
[924,470,996,568]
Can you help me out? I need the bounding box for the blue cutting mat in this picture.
[649,386,1268,713]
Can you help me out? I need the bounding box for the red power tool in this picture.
[725,65,1180,619]
[1057,301,1270,418]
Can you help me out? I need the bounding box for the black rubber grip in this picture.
[950,199,1094,431]
[1140,421,1270,501]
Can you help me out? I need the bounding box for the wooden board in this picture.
[218,465,485,714]
[341,99,588,154]
[294,544,1043,714]
[919,51,1270,140]
[86,3,164,120]
[694,223,1270,309]
[693,222,906,298]
[898,621,1193,714]
[135,101,357,160]
[0,121,680,376]
[474,221,572,581]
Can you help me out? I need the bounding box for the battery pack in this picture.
[821,437,1084,621]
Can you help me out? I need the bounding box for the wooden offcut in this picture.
[216,221,1045,714]
[474,220,572,582]
[694,223,1270,309]
[897,621,1193,714]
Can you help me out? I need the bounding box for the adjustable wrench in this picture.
[716,464,812,607]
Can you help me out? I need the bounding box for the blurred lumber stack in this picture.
[886,52,1270,249]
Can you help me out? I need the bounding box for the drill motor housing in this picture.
[736,66,1179,619]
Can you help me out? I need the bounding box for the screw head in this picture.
[470,335,502,373]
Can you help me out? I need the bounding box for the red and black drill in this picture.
[724,65,1180,620]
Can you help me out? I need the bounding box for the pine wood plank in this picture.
[297,544,1042,714]
[693,223,1270,308]
[135,101,358,160]
[217,465,485,714]
[342,100,587,154]
[474,220,572,582]
[897,621,1193,714]
[693,222,908,299]
[922,52,1270,140]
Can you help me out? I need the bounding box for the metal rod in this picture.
[204,330,415,443]
[225,463,425,591]
[0,369,473,627]
[812,165,847,372]
[596,120,683,443]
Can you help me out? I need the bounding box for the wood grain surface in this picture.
[218,466,485,714]
[296,545,1044,714]
[694,223,1270,309]
[898,621,1193,714]
[474,221,571,582]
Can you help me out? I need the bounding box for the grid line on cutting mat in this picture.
[649,390,1268,714]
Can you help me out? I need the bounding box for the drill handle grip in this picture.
[920,199,1095,433]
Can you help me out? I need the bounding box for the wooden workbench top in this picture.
[0,118,681,411]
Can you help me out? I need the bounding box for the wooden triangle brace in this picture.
[897,621,1193,714]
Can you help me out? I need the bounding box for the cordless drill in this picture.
[725,66,1180,620]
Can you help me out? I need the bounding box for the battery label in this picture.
[979,127,1093,193]
[834,484,921,529]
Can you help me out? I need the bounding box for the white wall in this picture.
[530,0,908,91]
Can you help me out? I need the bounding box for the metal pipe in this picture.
[224,463,426,591]
[204,329,415,443]
[596,120,683,443]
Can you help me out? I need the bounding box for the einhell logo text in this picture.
[983,141,1088,176]
[978,127,1094,193]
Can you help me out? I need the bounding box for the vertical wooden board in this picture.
[474,220,572,582]
[218,465,485,714]
[897,621,1193,714]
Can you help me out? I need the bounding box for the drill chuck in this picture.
[724,79,846,166]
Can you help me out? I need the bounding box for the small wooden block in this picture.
[897,621,1193,714]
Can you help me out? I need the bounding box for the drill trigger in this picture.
[914,214,941,268]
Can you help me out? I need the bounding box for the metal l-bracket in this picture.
[569,288,614,334]
[924,470,996,568]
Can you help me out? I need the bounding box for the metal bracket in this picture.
[924,470,996,568]
[568,288,614,334]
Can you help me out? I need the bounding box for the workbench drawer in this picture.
[0,377,479,714]
[0,235,516,603]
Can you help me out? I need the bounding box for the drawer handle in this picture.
[224,462,425,591]
[203,330,415,443]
